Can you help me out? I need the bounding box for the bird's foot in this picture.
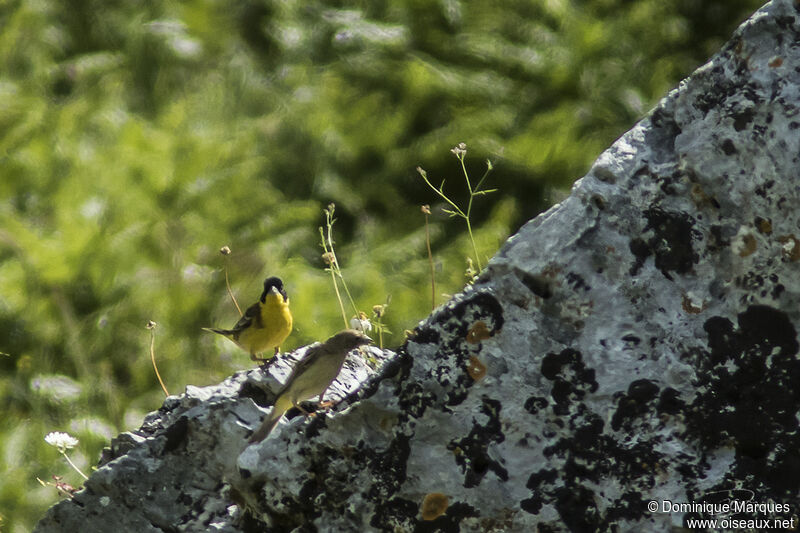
[254,356,276,370]
[318,400,335,411]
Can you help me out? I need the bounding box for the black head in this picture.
[260,277,288,302]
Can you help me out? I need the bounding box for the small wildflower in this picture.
[421,204,431,215]
[146,320,157,329]
[220,246,231,256]
[450,142,467,157]
[486,159,493,170]
[465,257,477,280]
[350,312,372,333]
[53,476,78,497]
[45,432,79,452]
[327,203,336,214]
[322,251,336,266]
[416,166,427,179]
[372,304,385,319]
[37,476,78,498]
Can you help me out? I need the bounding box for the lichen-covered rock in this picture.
[36,1,800,531]
[33,346,392,532]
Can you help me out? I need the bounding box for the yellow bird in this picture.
[248,329,372,443]
[204,276,293,364]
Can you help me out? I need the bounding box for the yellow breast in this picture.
[237,292,292,355]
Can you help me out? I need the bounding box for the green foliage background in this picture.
[0,0,762,529]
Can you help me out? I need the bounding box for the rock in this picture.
[36,0,800,531]
[33,346,393,532]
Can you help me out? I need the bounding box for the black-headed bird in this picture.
[248,329,372,443]
[204,276,293,364]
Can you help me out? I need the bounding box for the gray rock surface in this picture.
[35,0,800,531]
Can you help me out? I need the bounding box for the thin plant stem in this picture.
[147,321,169,397]
[422,206,435,310]
[320,226,349,329]
[225,268,242,317]
[59,450,88,481]
[320,205,360,328]
[219,246,242,316]
[416,144,494,278]
[372,297,391,350]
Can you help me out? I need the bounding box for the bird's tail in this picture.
[202,327,233,338]
[248,396,292,444]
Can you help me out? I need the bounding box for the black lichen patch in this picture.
[412,326,441,345]
[520,468,557,514]
[629,208,701,280]
[523,408,666,529]
[684,305,800,500]
[248,444,348,529]
[733,108,756,131]
[721,138,738,155]
[611,379,660,432]
[397,381,437,421]
[359,350,414,404]
[656,387,684,415]
[523,395,549,415]
[447,396,507,488]
[734,271,785,301]
[606,491,649,524]
[540,349,598,416]
[411,291,505,408]
[366,435,413,500]
[369,497,417,531]
[566,272,590,292]
[554,485,601,532]
[446,291,505,334]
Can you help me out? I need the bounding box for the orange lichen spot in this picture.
[690,183,719,209]
[467,355,487,381]
[755,216,773,235]
[778,235,800,262]
[421,493,449,521]
[681,293,707,315]
[466,321,492,344]
[769,56,783,68]
[732,229,757,257]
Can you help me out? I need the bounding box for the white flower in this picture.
[45,432,79,452]
[350,314,372,333]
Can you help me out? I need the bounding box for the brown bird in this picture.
[248,329,372,444]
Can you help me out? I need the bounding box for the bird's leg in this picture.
[250,352,267,362]
[293,402,312,416]
[251,352,276,370]
[317,388,335,410]
[274,346,280,355]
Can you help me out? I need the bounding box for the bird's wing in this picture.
[230,301,261,333]
[274,343,323,396]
